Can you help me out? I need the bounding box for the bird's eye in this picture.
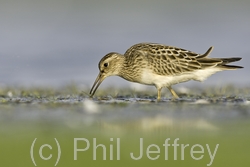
[104,63,108,67]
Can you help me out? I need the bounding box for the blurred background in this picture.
[0,0,249,88]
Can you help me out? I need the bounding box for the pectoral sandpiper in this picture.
[90,43,243,100]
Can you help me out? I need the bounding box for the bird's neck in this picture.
[113,55,125,75]
[118,57,142,82]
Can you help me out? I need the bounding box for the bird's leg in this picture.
[157,87,162,101]
[168,86,179,99]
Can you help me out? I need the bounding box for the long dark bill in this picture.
[89,72,105,97]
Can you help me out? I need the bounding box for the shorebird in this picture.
[90,43,243,100]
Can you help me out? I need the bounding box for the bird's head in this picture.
[90,52,124,97]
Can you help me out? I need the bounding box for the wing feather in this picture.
[124,43,218,76]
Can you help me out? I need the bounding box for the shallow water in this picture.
[0,86,250,166]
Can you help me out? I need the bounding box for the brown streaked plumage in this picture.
[90,43,243,100]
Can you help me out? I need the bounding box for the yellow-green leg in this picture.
[168,86,179,99]
[157,88,162,100]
